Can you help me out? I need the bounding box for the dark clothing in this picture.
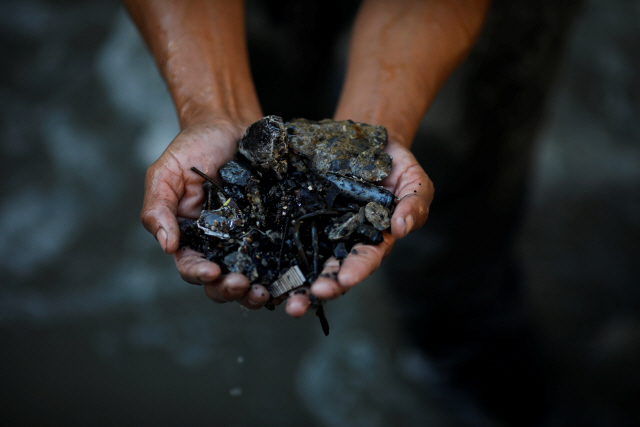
[387,1,582,425]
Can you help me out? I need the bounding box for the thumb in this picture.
[381,144,434,239]
[141,167,182,254]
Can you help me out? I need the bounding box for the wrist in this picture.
[333,105,414,149]
[178,97,262,132]
[166,46,262,130]
[178,114,261,147]
[125,0,262,131]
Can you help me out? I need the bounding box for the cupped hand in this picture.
[285,141,434,317]
[140,119,270,309]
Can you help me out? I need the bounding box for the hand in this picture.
[284,141,434,317]
[140,119,270,309]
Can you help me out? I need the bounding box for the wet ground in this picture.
[1,0,639,426]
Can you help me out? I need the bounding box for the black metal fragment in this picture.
[179,116,396,336]
[219,160,252,187]
[333,242,348,260]
[324,173,395,208]
[316,305,330,336]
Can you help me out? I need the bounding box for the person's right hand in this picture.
[140,118,271,309]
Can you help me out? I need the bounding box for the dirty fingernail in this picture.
[404,215,414,236]
[156,227,168,252]
[396,216,406,237]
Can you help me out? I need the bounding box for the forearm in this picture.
[123,0,261,129]
[335,0,490,147]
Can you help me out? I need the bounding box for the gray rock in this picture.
[286,119,391,182]
[238,115,288,179]
[365,202,391,231]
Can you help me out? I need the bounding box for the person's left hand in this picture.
[283,141,434,316]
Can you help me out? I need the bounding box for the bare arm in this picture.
[335,0,490,146]
[123,0,261,130]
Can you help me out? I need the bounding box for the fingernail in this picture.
[397,216,406,237]
[156,227,168,252]
[404,215,414,237]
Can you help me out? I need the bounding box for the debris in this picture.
[179,117,397,335]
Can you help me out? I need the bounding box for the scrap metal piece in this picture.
[219,160,252,187]
[268,265,306,298]
[196,204,243,239]
[316,305,330,336]
[324,173,395,208]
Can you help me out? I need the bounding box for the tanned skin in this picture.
[124,0,490,316]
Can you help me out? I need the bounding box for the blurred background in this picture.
[1,0,638,426]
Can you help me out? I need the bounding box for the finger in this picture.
[174,246,222,284]
[391,190,431,239]
[310,257,344,300]
[203,278,228,303]
[203,273,251,302]
[238,284,271,309]
[285,288,311,317]
[336,233,395,288]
